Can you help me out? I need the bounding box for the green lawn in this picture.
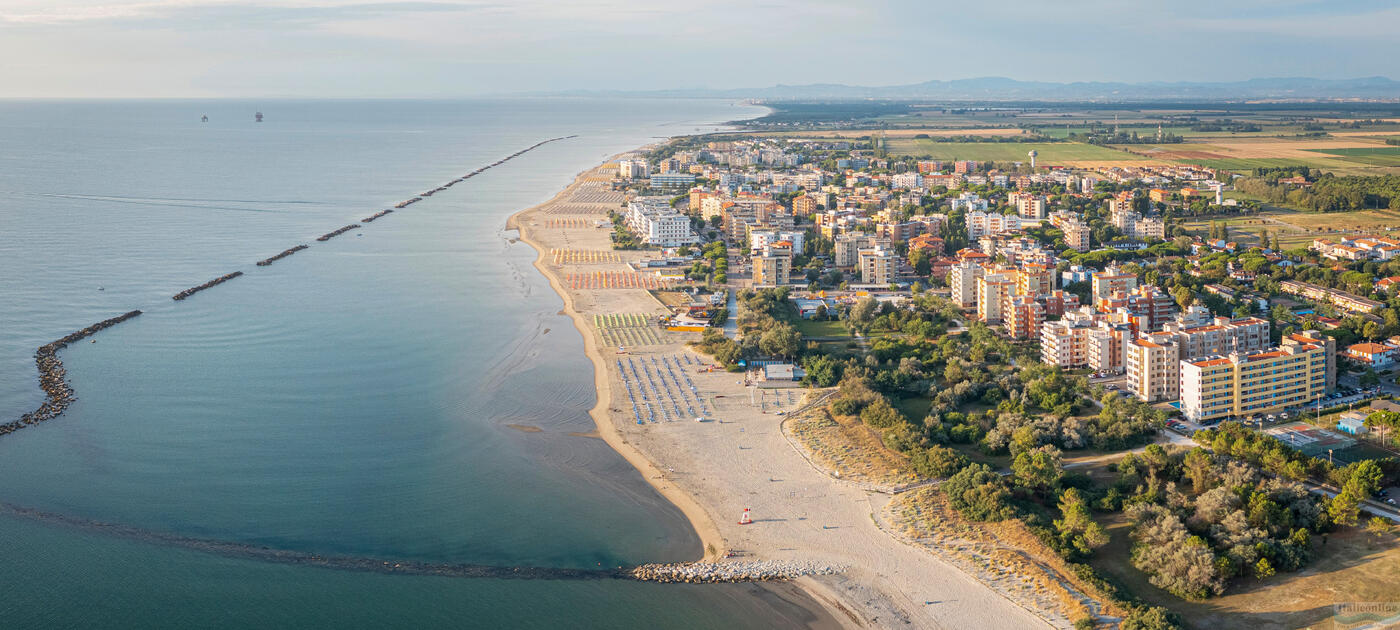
[883,140,1144,163]
[794,318,850,338]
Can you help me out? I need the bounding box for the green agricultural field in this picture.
[883,140,1143,164]
[1305,146,1400,167]
[1182,157,1326,172]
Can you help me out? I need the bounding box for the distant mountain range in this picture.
[545,77,1400,102]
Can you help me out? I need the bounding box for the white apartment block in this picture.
[967,211,1023,239]
[625,200,698,247]
[1110,206,1166,240]
[618,159,649,179]
[1040,310,1095,368]
[949,192,990,213]
[749,230,806,256]
[1161,316,1270,360]
[891,173,923,189]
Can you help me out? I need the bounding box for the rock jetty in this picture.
[2,136,583,443]
[315,224,361,242]
[631,561,840,584]
[172,271,243,301]
[256,245,309,266]
[1,310,143,436]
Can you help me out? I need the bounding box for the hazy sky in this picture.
[2,0,1397,97]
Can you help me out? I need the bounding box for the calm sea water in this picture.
[0,98,830,628]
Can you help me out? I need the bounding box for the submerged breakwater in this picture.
[632,561,841,584]
[5,136,578,441]
[2,310,143,437]
[0,501,623,580]
[0,501,836,584]
[172,271,244,301]
[315,224,361,242]
[256,245,309,266]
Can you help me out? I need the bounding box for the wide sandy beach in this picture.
[506,159,1058,629]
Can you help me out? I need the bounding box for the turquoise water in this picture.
[0,99,832,628]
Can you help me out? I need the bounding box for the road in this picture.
[723,289,737,339]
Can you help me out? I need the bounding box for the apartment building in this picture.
[858,247,896,285]
[1011,193,1047,220]
[1087,324,1133,373]
[1126,332,1181,402]
[834,233,882,268]
[949,260,985,308]
[1063,218,1091,252]
[876,221,926,242]
[748,229,805,256]
[1110,205,1166,240]
[1161,316,1270,359]
[1017,262,1056,296]
[976,269,1016,324]
[792,194,819,216]
[1091,266,1137,300]
[966,211,1023,239]
[625,199,698,247]
[752,242,793,287]
[1041,311,1095,368]
[1097,285,1177,332]
[649,173,696,188]
[1180,337,1331,423]
[1279,280,1383,315]
[618,158,649,179]
[1005,296,1044,340]
[949,192,989,213]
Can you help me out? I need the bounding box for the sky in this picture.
[1,0,1397,98]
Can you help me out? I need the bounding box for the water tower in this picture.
[1028,149,1038,170]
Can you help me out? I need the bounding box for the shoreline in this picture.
[506,153,1056,630]
[505,167,730,563]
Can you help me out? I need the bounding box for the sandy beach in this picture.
[506,160,1059,629]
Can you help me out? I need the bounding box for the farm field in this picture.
[1117,137,1400,174]
[1180,208,1400,248]
[884,139,1145,165]
[1304,146,1400,167]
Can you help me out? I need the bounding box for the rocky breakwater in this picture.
[172,271,244,301]
[631,561,841,584]
[256,245,309,266]
[360,209,393,223]
[316,224,361,242]
[1,310,143,436]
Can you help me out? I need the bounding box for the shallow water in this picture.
[0,98,834,628]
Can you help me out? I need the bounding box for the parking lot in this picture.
[1087,370,1126,394]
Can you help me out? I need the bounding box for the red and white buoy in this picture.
[738,508,752,525]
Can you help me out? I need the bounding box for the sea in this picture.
[0,98,835,628]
